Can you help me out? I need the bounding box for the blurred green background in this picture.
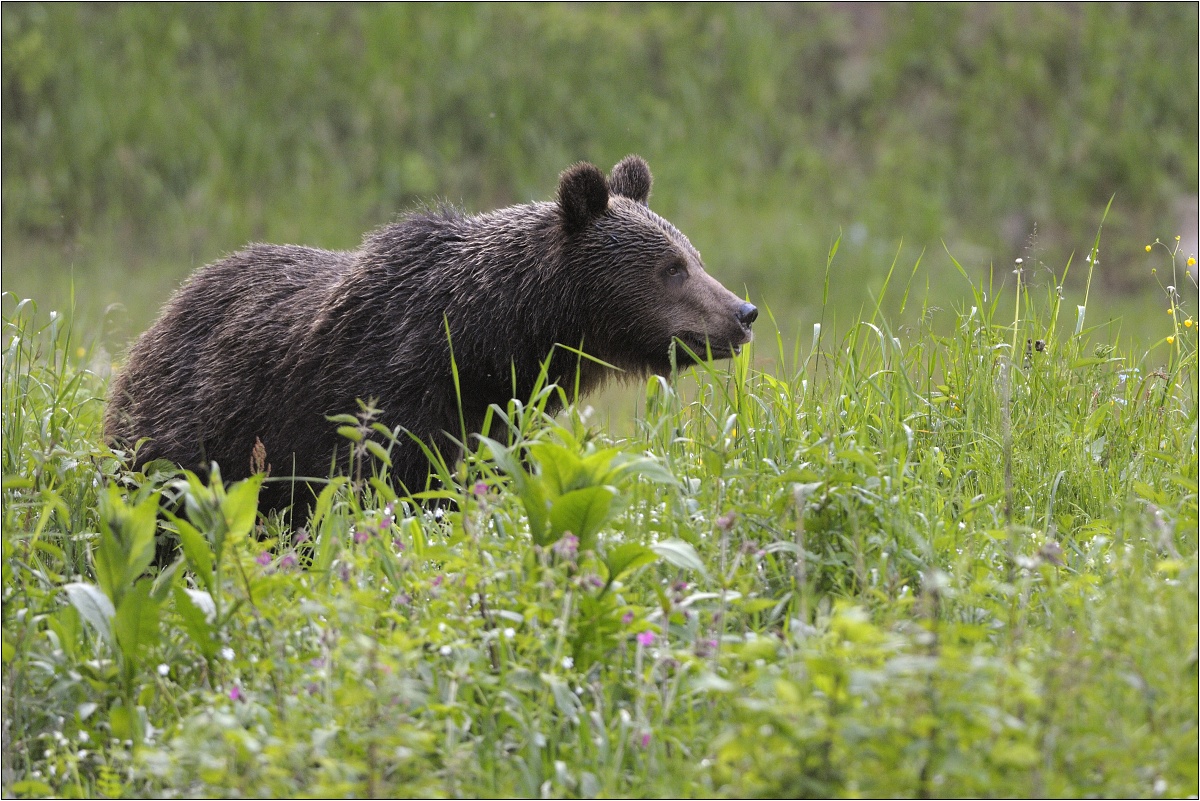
[3,3,1197,348]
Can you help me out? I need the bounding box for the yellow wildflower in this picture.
[1167,336,1176,345]
[1189,256,1196,267]
[1167,307,1174,316]
[1186,319,1195,328]
[1176,235,1181,241]
[1145,245,1152,252]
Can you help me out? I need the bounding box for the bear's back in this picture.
[105,244,357,471]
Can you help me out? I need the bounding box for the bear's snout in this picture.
[736,302,758,327]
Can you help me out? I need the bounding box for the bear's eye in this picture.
[666,262,687,278]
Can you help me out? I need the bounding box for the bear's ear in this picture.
[558,162,609,233]
[608,155,652,204]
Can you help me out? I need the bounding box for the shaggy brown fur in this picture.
[105,156,757,511]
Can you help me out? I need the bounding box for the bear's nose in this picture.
[737,302,758,326]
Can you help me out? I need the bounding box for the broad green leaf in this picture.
[579,446,624,484]
[550,485,617,551]
[173,585,219,658]
[608,454,678,486]
[740,597,778,614]
[691,672,735,693]
[90,527,126,611]
[50,604,84,661]
[541,672,582,723]
[94,487,160,607]
[108,704,135,741]
[63,582,115,646]
[336,425,364,442]
[651,539,707,575]
[11,780,53,797]
[150,556,183,603]
[531,442,585,495]
[180,470,217,523]
[603,542,658,586]
[170,514,214,592]
[519,480,552,546]
[364,439,392,467]
[370,421,397,439]
[222,474,264,542]
[113,580,162,662]
[476,436,529,491]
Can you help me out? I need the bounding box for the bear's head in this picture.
[557,155,757,376]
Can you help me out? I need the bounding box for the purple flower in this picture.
[583,573,604,589]
[306,682,320,696]
[636,630,656,647]
[472,481,488,497]
[639,731,651,748]
[392,537,406,552]
[431,575,444,589]
[255,552,271,567]
[279,553,298,570]
[353,527,369,544]
[716,511,738,532]
[228,686,243,702]
[553,533,579,559]
[294,528,309,544]
[621,611,635,625]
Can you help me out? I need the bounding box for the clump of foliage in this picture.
[2,236,1196,797]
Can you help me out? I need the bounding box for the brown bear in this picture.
[105,156,757,511]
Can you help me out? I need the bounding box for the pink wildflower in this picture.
[553,533,579,559]
[636,630,656,647]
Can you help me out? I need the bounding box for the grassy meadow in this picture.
[2,4,1199,798]
[2,235,1197,797]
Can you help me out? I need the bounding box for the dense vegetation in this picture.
[2,4,1197,338]
[3,236,1197,796]
[2,4,1197,797]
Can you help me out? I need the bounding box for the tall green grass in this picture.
[1,240,1196,797]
